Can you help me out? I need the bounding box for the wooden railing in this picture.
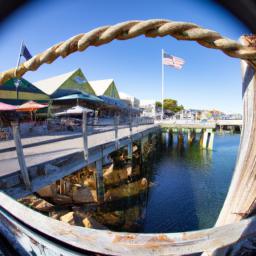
[0,21,256,255]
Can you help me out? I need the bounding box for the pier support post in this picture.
[114,115,119,149]
[208,130,215,150]
[129,112,132,138]
[168,128,173,145]
[141,135,149,165]
[188,129,196,144]
[202,129,208,149]
[219,125,223,134]
[12,121,31,189]
[82,110,88,161]
[178,129,184,145]
[202,129,214,150]
[127,141,133,177]
[95,158,105,203]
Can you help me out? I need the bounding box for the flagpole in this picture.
[161,49,164,120]
[16,41,24,70]
[15,41,24,103]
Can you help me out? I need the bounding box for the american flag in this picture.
[162,52,185,69]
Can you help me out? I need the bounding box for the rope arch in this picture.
[0,19,256,255]
[0,19,256,84]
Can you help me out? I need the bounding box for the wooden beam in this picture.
[114,115,119,149]
[216,36,256,226]
[82,110,88,161]
[11,122,31,189]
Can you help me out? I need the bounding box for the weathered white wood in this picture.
[82,110,88,161]
[1,191,256,256]
[129,113,133,137]
[202,130,208,149]
[11,122,31,189]
[114,115,119,149]
[208,131,214,150]
[216,36,256,226]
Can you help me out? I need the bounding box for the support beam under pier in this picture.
[95,158,105,203]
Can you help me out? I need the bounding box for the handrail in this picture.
[0,191,255,256]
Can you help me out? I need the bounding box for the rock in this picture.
[72,187,96,203]
[104,164,120,185]
[37,184,56,198]
[118,168,128,181]
[124,206,140,229]
[60,211,75,224]
[53,194,72,204]
[82,216,106,230]
[141,178,148,187]
[83,178,96,189]
[105,179,148,201]
[18,195,54,212]
[50,210,69,220]
[95,211,124,227]
[32,199,54,212]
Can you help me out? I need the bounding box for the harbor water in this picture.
[141,133,240,233]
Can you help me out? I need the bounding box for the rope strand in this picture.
[1,19,255,84]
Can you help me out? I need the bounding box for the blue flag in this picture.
[21,43,32,60]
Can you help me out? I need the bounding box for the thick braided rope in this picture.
[1,19,256,84]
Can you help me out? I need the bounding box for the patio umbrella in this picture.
[54,105,93,117]
[0,102,17,111]
[67,105,93,114]
[16,101,48,112]
[16,101,48,121]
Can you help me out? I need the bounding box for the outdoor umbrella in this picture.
[16,101,48,120]
[54,105,93,117]
[16,101,47,112]
[0,102,17,111]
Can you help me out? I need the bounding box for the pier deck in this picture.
[0,124,159,198]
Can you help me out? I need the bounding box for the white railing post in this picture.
[11,121,31,189]
[114,115,119,149]
[129,113,132,138]
[82,111,88,161]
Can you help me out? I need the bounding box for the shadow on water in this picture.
[140,132,240,233]
[141,133,200,232]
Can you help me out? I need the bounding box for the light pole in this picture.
[14,78,21,104]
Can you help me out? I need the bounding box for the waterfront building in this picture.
[119,92,140,108]
[0,78,49,105]
[140,100,156,117]
[89,79,120,99]
[33,68,95,98]
[89,79,131,118]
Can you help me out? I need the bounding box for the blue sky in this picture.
[0,0,250,113]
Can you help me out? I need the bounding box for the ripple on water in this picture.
[141,134,240,233]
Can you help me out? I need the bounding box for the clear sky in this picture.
[0,0,250,113]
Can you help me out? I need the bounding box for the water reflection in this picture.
[19,132,240,233]
[142,132,239,233]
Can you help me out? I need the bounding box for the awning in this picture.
[0,102,17,111]
[99,95,128,109]
[17,101,48,112]
[52,93,103,103]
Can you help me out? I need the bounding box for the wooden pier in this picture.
[0,20,256,256]
[0,122,159,199]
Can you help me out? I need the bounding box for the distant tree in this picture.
[155,101,162,108]
[163,98,184,113]
[155,99,184,113]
